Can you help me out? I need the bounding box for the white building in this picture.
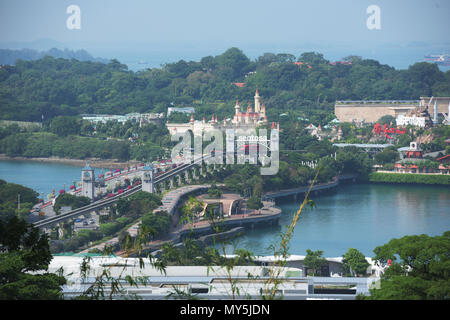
[166,90,272,137]
[35,255,380,299]
[167,107,195,117]
[396,114,426,127]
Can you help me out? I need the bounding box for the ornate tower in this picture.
[235,100,240,115]
[142,163,154,193]
[81,163,95,200]
[254,89,261,113]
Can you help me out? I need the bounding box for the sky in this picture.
[0,0,449,68]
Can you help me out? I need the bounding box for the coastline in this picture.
[0,154,139,168]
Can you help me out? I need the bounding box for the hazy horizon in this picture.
[1,0,449,70]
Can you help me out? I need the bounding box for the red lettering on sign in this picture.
[373,123,405,139]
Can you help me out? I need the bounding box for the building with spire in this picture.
[166,89,269,136]
[231,89,267,126]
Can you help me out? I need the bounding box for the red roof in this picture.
[436,154,450,161]
[232,82,245,87]
[294,62,312,68]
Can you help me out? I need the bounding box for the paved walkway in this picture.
[81,185,281,256]
[80,184,213,253]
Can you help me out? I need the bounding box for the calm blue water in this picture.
[1,160,449,257]
[0,160,106,199]
[225,183,450,257]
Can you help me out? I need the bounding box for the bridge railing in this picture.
[33,154,212,229]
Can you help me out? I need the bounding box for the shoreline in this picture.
[0,154,139,168]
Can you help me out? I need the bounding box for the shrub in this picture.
[369,172,450,185]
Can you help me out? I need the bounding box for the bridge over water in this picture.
[33,154,212,229]
[33,152,356,230]
[262,174,358,201]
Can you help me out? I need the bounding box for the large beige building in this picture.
[334,97,450,123]
[334,100,418,123]
[166,90,270,136]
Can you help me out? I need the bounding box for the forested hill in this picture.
[0,48,108,66]
[0,48,449,123]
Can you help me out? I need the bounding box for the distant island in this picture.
[0,48,108,66]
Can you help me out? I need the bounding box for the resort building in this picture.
[335,97,450,125]
[166,89,271,136]
[167,107,195,117]
[82,113,165,126]
[394,142,449,174]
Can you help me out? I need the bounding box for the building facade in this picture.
[335,97,450,124]
[166,90,272,137]
[81,164,95,200]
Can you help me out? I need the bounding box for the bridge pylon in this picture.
[142,163,154,193]
[81,163,95,199]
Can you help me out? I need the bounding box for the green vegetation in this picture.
[216,143,370,195]
[0,48,107,65]
[246,196,263,210]
[207,183,222,198]
[0,179,38,221]
[1,49,449,165]
[303,249,328,276]
[369,172,450,185]
[140,211,172,240]
[342,248,370,277]
[374,146,400,165]
[0,216,66,299]
[420,125,450,153]
[179,196,204,226]
[50,191,163,253]
[114,191,162,219]
[59,229,104,253]
[1,50,448,124]
[167,112,190,123]
[53,193,91,215]
[362,231,450,300]
[0,130,132,160]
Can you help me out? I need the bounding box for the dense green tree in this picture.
[53,193,91,214]
[376,115,396,126]
[0,49,448,125]
[374,147,399,165]
[49,116,81,137]
[342,248,370,277]
[0,180,38,221]
[0,216,66,299]
[246,196,263,210]
[0,180,38,206]
[316,157,338,183]
[167,112,190,123]
[335,148,371,177]
[303,249,328,276]
[215,47,251,81]
[141,211,172,240]
[364,232,450,300]
[298,52,328,65]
